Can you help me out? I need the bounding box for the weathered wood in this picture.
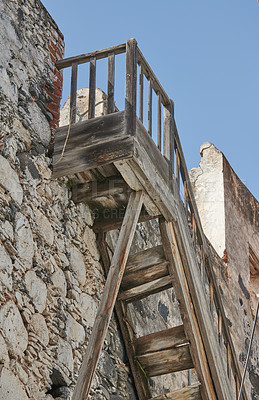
[122,261,169,290]
[70,63,78,124]
[72,177,131,207]
[108,52,115,114]
[52,112,133,178]
[150,383,201,400]
[159,219,217,400]
[56,42,126,70]
[72,191,144,400]
[137,345,193,377]
[118,275,172,303]
[97,234,152,400]
[125,38,137,136]
[163,102,173,167]
[148,80,152,136]
[137,47,170,106]
[134,324,187,355]
[114,159,161,217]
[157,94,161,151]
[136,119,170,185]
[130,143,176,222]
[126,245,165,271]
[139,64,144,122]
[88,57,96,119]
[175,147,180,187]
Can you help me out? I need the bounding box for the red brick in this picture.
[47,103,60,114]
[45,92,61,105]
[50,53,56,63]
[54,78,62,90]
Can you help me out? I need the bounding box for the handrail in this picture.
[56,42,126,69]
[173,122,248,400]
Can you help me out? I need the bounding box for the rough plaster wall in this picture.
[190,143,259,399]
[189,142,226,257]
[0,1,136,399]
[223,156,259,400]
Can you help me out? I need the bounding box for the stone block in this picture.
[0,244,12,290]
[0,301,28,357]
[25,270,47,313]
[0,155,23,205]
[29,313,49,347]
[68,246,86,286]
[65,313,85,344]
[0,368,28,400]
[57,338,74,374]
[15,212,34,266]
[34,208,54,246]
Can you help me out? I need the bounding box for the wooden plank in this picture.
[137,47,170,106]
[93,209,161,233]
[54,111,125,151]
[139,64,144,122]
[108,52,115,114]
[72,191,144,400]
[72,177,131,205]
[89,57,96,119]
[53,135,133,178]
[150,383,201,400]
[163,102,173,164]
[114,159,161,217]
[136,119,170,184]
[70,63,78,124]
[148,80,152,136]
[97,234,151,400]
[134,324,187,355]
[137,345,193,377]
[126,245,165,271]
[159,219,217,400]
[118,275,172,303]
[125,38,137,136]
[52,112,132,178]
[122,261,169,290]
[56,42,126,70]
[130,143,176,222]
[157,94,161,151]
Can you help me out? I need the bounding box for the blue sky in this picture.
[41,0,259,200]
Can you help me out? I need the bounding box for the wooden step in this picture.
[134,325,193,377]
[118,275,172,303]
[134,325,187,355]
[150,383,201,400]
[121,245,169,290]
[137,345,193,377]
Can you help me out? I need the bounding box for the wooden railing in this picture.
[56,39,247,400]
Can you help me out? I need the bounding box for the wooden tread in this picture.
[134,325,193,377]
[150,383,201,400]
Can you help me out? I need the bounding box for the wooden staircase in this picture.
[52,39,248,400]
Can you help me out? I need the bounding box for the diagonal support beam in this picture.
[72,191,144,400]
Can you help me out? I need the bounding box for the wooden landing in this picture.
[53,111,176,225]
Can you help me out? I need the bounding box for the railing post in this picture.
[70,63,78,124]
[125,38,137,136]
[163,99,174,189]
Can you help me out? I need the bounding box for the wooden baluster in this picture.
[108,52,115,114]
[227,343,231,379]
[176,148,180,187]
[209,280,214,314]
[139,64,143,123]
[184,181,188,215]
[157,94,161,150]
[89,57,96,119]
[192,214,196,249]
[70,63,78,124]
[171,100,175,175]
[148,79,152,136]
[125,38,137,136]
[200,246,206,287]
[163,102,173,161]
[218,311,223,349]
[235,375,240,400]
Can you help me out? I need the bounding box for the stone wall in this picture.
[190,143,259,400]
[0,1,135,399]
